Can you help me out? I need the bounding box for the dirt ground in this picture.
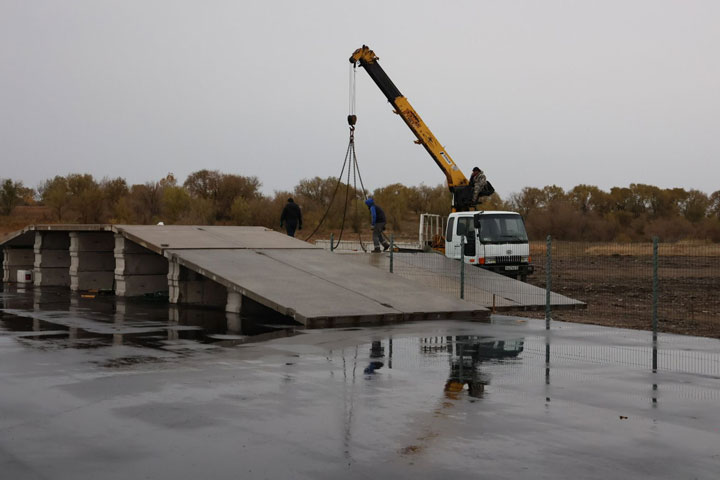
[524,253,720,340]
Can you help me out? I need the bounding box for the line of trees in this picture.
[511,184,720,242]
[1,171,719,242]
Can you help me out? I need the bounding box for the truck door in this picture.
[458,217,476,258]
[445,217,459,259]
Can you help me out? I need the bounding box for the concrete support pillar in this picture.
[168,305,180,341]
[225,290,243,333]
[114,234,169,297]
[113,300,126,345]
[167,258,227,307]
[168,259,182,304]
[226,313,243,333]
[33,287,42,311]
[33,232,70,287]
[226,291,242,314]
[69,232,115,292]
[3,247,34,283]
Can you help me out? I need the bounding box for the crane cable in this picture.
[303,64,369,252]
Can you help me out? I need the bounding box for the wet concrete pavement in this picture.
[1,287,719,479]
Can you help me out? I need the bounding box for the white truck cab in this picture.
[445,211,534,281]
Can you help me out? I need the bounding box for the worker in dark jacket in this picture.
[280,198,302,237]
[365,197,390,252]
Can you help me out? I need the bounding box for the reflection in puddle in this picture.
[444,336,524,399]
[0,285,300,353]
[352,336,526,401]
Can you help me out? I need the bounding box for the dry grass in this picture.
[530,240,720,257]
[0,206,53,237]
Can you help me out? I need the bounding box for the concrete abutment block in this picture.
[114,234,169,297]
[69,232,116,292]
[3,247,34,283]
[33,232,70,287]
[168,258,227,308]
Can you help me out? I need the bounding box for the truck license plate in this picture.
[505,266,519,271]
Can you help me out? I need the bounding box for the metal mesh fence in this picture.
[530,240,720,339]
[316,237,720,339]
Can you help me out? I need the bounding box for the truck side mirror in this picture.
[473,215,481,229]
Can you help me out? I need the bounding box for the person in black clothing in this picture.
[280,198,302,237]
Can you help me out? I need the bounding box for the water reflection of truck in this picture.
[441,336,525,398]
[349,45,533,280]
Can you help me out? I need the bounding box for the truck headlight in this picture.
[485,257,496,264]
[521,256,529,263]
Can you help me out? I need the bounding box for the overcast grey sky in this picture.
[1,0,718,198]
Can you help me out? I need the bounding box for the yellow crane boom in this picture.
[350,45,480,211]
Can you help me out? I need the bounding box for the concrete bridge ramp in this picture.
[115,225,487,327]
[350,251,585,311]
[115,225,317,253]
[168,248,487,328]
[5,224,588,327]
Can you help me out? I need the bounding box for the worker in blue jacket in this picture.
[365,197,390,252]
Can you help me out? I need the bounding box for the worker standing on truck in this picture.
[469,167,487,204]
[365,198,390,252]
[280,198,302,237]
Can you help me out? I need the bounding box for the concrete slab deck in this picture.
[170,248,486,327]
[114,225,318,254]
[3,225,583,324]
[351,251,585,311]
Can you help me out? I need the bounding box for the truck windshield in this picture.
[477,214,528,244]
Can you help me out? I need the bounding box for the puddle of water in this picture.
[0,285,301,353]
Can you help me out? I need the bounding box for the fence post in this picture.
[330,233,334,252]
[545,235,552,330]
[652,236,659,370]
[389,234,394,273]
[460,235,466,299]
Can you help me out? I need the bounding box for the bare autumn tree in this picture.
[709,191,720,219]
[127,183,162,224]
[540,185,566,206]
[64,174,103,223]
[480,192,512,211]
[161,186,192,224]
[508,187,544,218]
[294,176,338,205]
[415,184,451,216]
[215,174,262,220]
[0,179,23,215]
[294,176,355,230]
[679,189,710,223]
[568,185,608,213]
[14,169,720,241]
[39,176,70,221]
[184,170,262,221]
[183,169,221,199]
[99,177,129,222]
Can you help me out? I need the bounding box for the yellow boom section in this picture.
[350,46,469,189]
[392,97,468,188]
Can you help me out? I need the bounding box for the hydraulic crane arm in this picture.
[350,46,471,200]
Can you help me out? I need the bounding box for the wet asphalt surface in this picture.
[1,286,719,479]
